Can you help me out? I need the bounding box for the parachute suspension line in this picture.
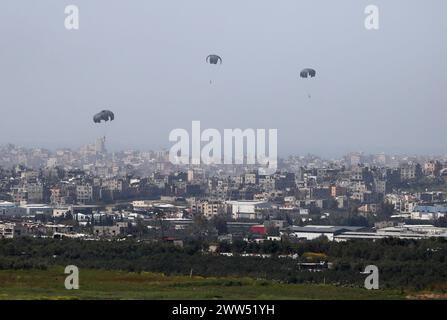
[209,63,215,85]
[306,82,311,100]
[210,68,215,85]
[103,123,107,146]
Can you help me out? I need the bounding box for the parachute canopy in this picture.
[300,68,316,78]
[93,110,114,123]
[206,54,222,65]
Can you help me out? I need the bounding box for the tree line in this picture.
[0,237,446,290]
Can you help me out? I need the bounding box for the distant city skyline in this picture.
[2,139,447,161]
[0,1,446,157]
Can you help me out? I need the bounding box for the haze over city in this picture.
[0,0,445,156]
[3,1,447,305]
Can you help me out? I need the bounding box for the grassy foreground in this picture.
[0,268,408,300]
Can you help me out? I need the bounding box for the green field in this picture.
[0,268,409,300]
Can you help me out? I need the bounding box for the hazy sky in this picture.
[0,1,445,157]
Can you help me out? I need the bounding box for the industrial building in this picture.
[284,224,447,242]
[285,225,365,241]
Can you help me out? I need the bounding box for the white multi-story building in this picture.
[227,200,272,220]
